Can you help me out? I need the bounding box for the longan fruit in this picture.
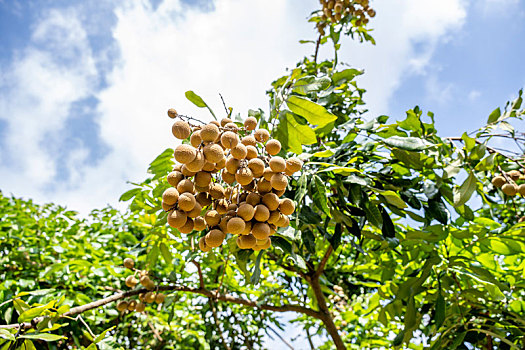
[237,234,256,249]
[246,192,261,206]
[257,237,271,250]
[236,167,254,186]
[221,131,239,149]
[226,156,241,173]
[518,184,525,196]
[224,122,239,132]
[243,181,255,191]
[508,170,522,181]
[196,192,213,207]
[167,171,184,187]
[276,215,290,228]
[144,292,155,303]
[262,193,280,211]
[268,210,281,225]
[127,300,137,311]
[140,275,152,287]
[265,139,281,155]
[205,229,226,247]
[252,222,270,240]
[244,117,258,130]
[502,183,518,196]
[219,216,230,232]
[194,216,207,231]
[168,210,187,228]
[177,179,195,194]
[227,217,246,234]
[241,221,252,235]
[123,257,135,269]
[221,117,232,127]
[116,300,129,312]
[239,193,248,202]
[284,167,295,176]
[262,167,275,181]
[181,164,197,177]
[280,198,295,215]
[222,170,236,184]
[334,2,343,12]
[241,135,257,146]
[215,157,226,170]
[167,108,178,118]
[199,236,212,252]
[236,203,255,221]
[246,145,258,159]
[155,293,166,304]
[200,123,220,142]
[172,120,191,139]
[271,173,288,191]
[179,217,194,233]
[254,204,270,222]
[178,193,196,212]
[195,184,209,194]
[135,301,146,312]
[195,171,212,187]
[203,143,225,163]
[205,210,221,227]
[269,156,286,172]
[202,161,216,172]
[274,188,286,197]
[227,203,238,211]
[187,202,203,218]
[125,275,138,288]
[209,184,225,199]
[186,151,206,172]
[286,157,303,173]
[174,144,197,164]
[248,158,265,177]
[215,199,229,215]
[190,130,202,147]
[231,143,248,159]
[254,129,270,143]
[257,178,273,193]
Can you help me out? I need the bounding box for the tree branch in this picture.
[446,136,525,167]
[192,260,205,290]
[208,298,231,350]
[314,245,333,279]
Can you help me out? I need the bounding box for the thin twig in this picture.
[266,325,295,350]
[314,245,334,278]
[314,33,322,64]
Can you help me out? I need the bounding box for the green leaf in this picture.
[0,330,15,341]
[292,76,331,95]
[435,294,446,328]
[119,188,141,202]
[275,111,317,154]
[427,198,449,225]
[453,172,477,207]
[364,201,382,229]
[332,68,363,85]
[19,300,55,322]
[487,107,501,124]
[377,190,407,209]
[160,242,173,267]
[286,95,337,128]
[380,207,395,238]
[250,251,264,285]
[185,90,216,120]
[383,136,430,151]
[19,333,66,341]
[94,326,116,343]
[404,297,417,329]
[147,244,160,268]
[312,175,330,216]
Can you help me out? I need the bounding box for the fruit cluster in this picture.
[116,258,166,313]
[162,109,303,252]
[317,0,375,35]
[491,169,525,196]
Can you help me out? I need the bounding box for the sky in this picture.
[1,0,524,347]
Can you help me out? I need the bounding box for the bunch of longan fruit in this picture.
[491,169,525,196]
[116,258,166,313]
[317,0,375,35]
[161,108,303,252]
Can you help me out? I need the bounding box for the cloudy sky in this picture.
[0,0,524,217]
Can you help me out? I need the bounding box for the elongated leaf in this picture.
[364,201,382,229]
[435,293,446,328]
[250,251,264,285]
[159,242,172,267]
[0,329,15,341]
[453,172,477,207]
[94,326,116,343]
[487,107,501,124]
[119,188,141,202]
[185,90,216,120]
[19,333,66,341]
[383,136,430,151]
[275,111,317,154]
[332,68,363,85]
[286,95,337,128]
[380,207,395,238]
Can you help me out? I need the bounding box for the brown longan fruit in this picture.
[508,170,522,181]
[256,237,271,249]
[200,123,220,142]
[224,122,239,132]
[236,167,254,186]
[167,108,178,118]
[174,144,197,164]
[135,301,146,312]
[140,275,152,287]
[205,210,221,226]
[268,210,280,225]
[254,129,270,143]
[241,221,252,235]
[246,192,261,206]
[202,161,216,172]
[222,170,236,184]
[218,216,230,232]
[168,210,187,228]
[262,193,280,211]
[226,156,241,173]
[116,300,129,312]
[237,234,256,249]
[241,135,257,146]
[284,167,294,176]
[248,158,265,177]
[271,173,288,191]
[181,164,197,177]
[162,201,174,211]
[280,198,295,215]
[195,184,210,194]
[209,184,225,199]
[276,215,290,228]
[206,229,226,247]
[262,167,275,181]
[155,293,166,304]
[186,151,206,172]
[257,178,272,193]
[252,222,270,240]
[144,292,155,303]
[127,300,137,311]
[195,171,212,187]
[216,199,229,214]
[190,130,202,147]
[244,117,258,130]
[203,143,224,163]
[196,192,212,207]
[178,193,196,211]
[221,117,233,127]
[265,139,281,155]
[199,236,212,252]
[274,188,286,197]
[237,203,255,221]
[172,120,191,139]
[215,157,226,170]
[194,216,207,231]
[243,181,255,191]
[231,143,248,160]
[519,184,525,196]
[167,171,184,187]
[177,179,195,194]
[254,204,270,222]
[179,217,194,233]
[286,157,303,173]
[246,145,258,159]
[125,275,138,288]
[269,156,286,172]
[227,217,246,234]
[221,131,239,149]
[502,183,518,196]
[187,202,203,218]
[123,257,135,269]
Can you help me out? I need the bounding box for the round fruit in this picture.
[195,171,212,187]
[190,130,202,147]
[262,168,274,181]
[262,193,280,211]
[231,143,248,159]
[218,216,229,232]
[508,170,522,181]
[155,293,166,304]
[237,234,257,249]
[179,217,195,233]
[140,275,152,287]
[279,198,295,215]
[200,123,220,142]
[202,161,215,172]
[227,217,246,234]
[177,179,195,194]
[241,221,252,235]
[252,222,270,240]
[116,300,129,312]
[178,193,196,211]
[123,258,135,269]
[125,275,138,288]
[221,117,233,127]
[271,173,288,191]
[257,237,271,250]
[257,178,272,193]
[226,156,241,173]
[224,122,239,132]
[244,117,257,130]
[215,157,226,170]
[194,216,207,231]
[254,204,270,222]
[237,203,255,221]
[502,183,518,196]
[245,145,258,159]
[144,292,155,303]
[209,184,225,199]
[135,301,146,312]
[167,108,178,118]
[186,151,206,172]
[248,158,265,177]
[268,210,280,224]
[222,170,236,184]
[221,131,239,149]
[246,192,261,206]
[167,171,184,187]
[276,215,290,228]
[196,192,212,207]
[205,229,226,247]
[181,164,197,177]
[199,236,212,252]
[205,210,221,227]
[518,184,525,196]
[187,202,203,218]
[241,135,257,146]
[254,129,270,142]
[172,120,191,139]
[127,300,137,311]
[236,167,254,186]
[286,157,303,173]
[269,156,286,172]
[168,210,187,228]
[216,199,229,214]
[174,144,197,164]
[203,143,224,163]
[265,139,281,155]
